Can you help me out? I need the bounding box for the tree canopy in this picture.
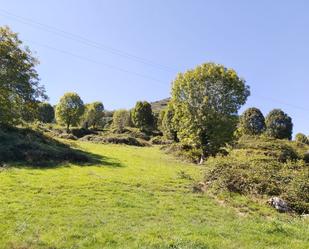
[169,63,250,160]
[0,26,46,125]
[82,101,104,129]
[131,101,154,132]
[239,107,265,135]
[37,102,55,123]
[55,92,85,131]
[112,109,131,133]
[265,109,293,140]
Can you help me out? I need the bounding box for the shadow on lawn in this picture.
[0,126,124,169]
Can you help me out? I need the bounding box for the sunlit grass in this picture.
[0,142,308,249]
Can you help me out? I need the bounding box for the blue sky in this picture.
[0,0,308,135]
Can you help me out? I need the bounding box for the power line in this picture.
[0,9,307,113]
[254,94,309,112]
[0,8,177,73]
[26,39,168,86]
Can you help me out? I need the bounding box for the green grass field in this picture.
[0,142,308,249]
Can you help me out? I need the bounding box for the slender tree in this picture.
[131,101,154,132]
[112,109,131,133]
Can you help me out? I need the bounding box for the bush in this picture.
[150,136,172,145]
[79,134,149,147]
[204,136,309,214]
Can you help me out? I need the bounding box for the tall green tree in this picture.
[131,101,154,132]
[55,92,84,131]
[112,109,131,133]
[0,26,46,125]
[82,101,104,129]
[160,103,178,141]
[239,107,265,135]
[265,109,293,140]
[37,102,55,123]
[170,63,250,162]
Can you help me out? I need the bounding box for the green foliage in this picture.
[55,92,85,131]
[170,63,250,158]
[239,107,265,135]
[160,103,178,141]
[0,26,46,125]
[265,109,293,140]
[131,101,155,132]
[295,133,309,144]
[82,101,104,129]
[112,109,131,133]
[37,102,55,123]
[204,136,309,214]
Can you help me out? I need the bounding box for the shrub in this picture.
[204,136,309,214]
[79,134,149,147]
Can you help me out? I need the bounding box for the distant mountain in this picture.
[150,98,170,113]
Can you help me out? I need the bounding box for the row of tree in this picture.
[1,26,307,162]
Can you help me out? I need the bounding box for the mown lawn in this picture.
[0,142,308,249]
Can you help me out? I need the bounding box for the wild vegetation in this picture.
[1,26,309,248]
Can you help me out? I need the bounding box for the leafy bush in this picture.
[80,134,149,147]
[204,136,309,214]
[150,136,172,145]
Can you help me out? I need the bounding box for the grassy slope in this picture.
[0,142,308,249]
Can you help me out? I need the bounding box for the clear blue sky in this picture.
[0,0,308,135]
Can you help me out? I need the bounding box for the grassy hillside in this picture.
[0,126,93,165]
[150,98,170,113]
[0,141,308,249]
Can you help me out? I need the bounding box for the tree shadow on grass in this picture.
[0,126,124,169]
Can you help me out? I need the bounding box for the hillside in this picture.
[0,141,308,249]
[150,98,170,113]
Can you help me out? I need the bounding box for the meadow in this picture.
[0,142,308,249]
